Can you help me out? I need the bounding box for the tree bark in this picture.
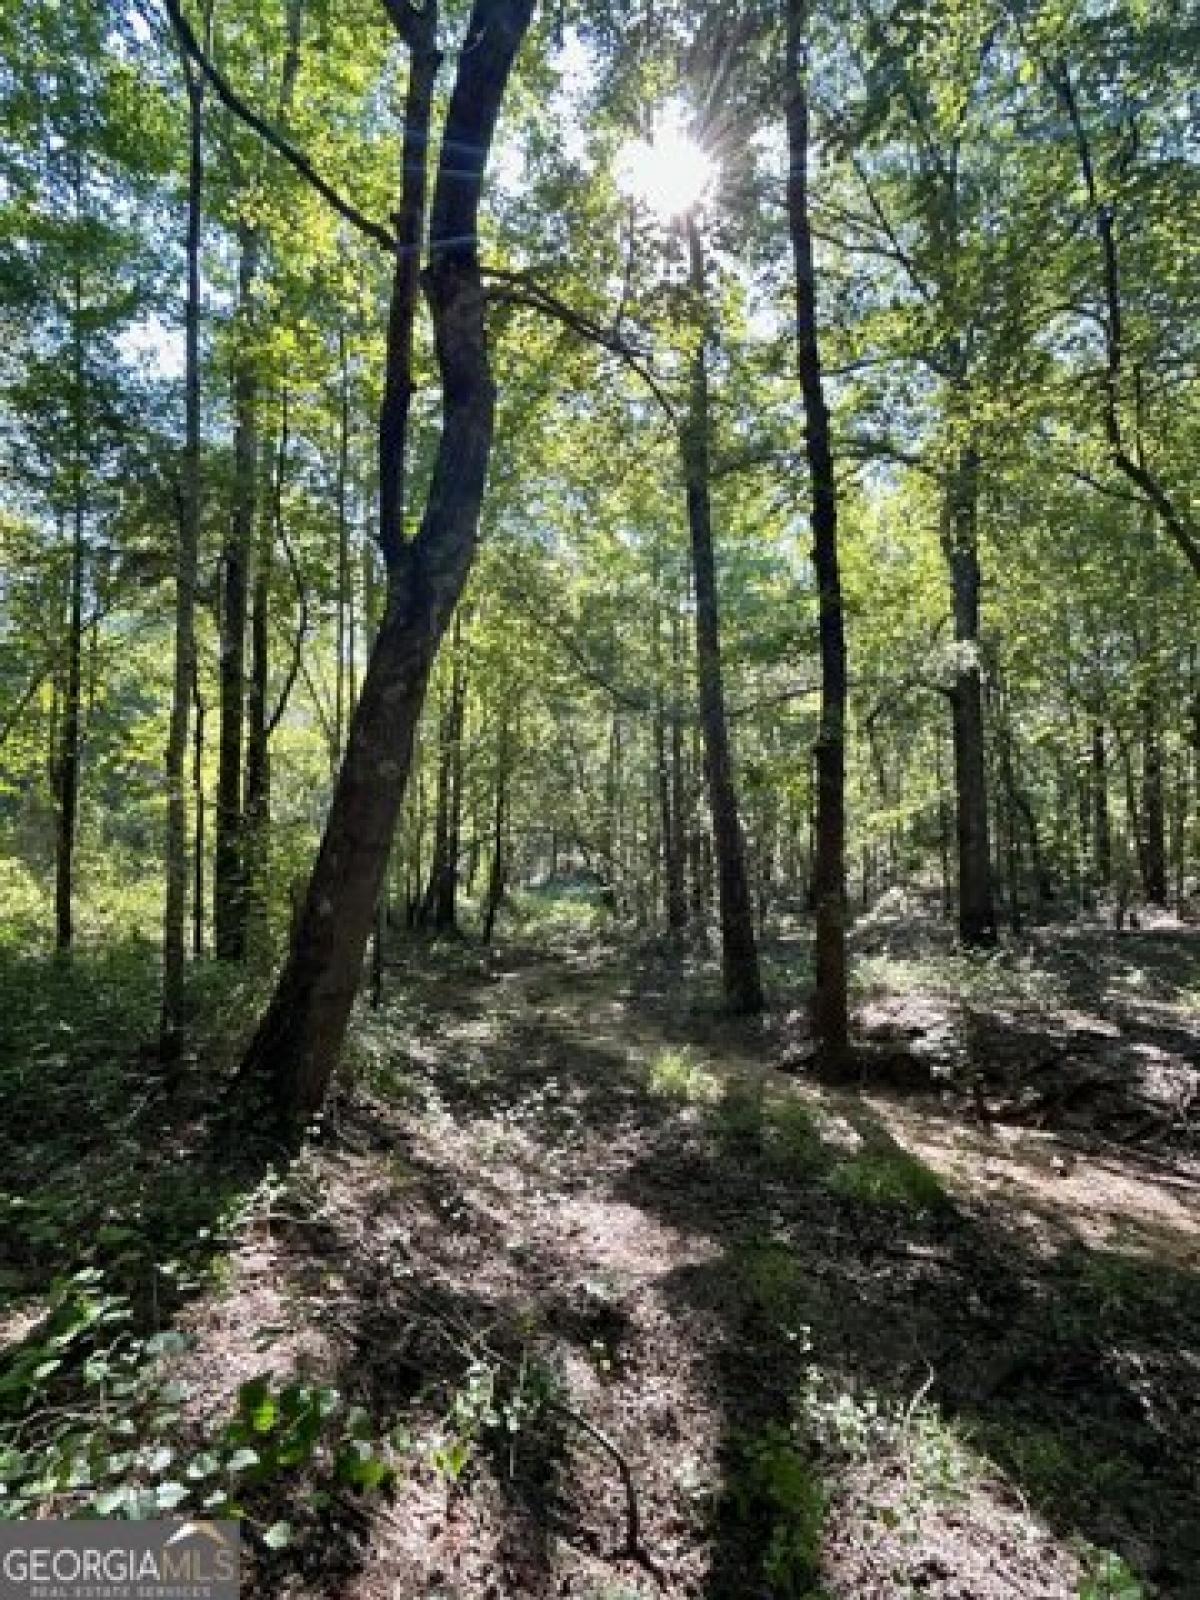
[654,577,687,934]
[377,18,440,573]
[160,47,203,1062]
[681,214,763,1014]
[237,0,535,1121]
[482,717,510,946]
[1140,697,1167,905]
[1092,722,1112,885]
[192,664,206,958]
[334,325,352,764]
[243,429,276,950]
[786,0,849,1063]
[944,448,995,944]
[214,223,260,960]
[242,6,303,951]
[55,181,88,954]
[669,607,688,930]
[433,613,467,930]
[56,456,84,953]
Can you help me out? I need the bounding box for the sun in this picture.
[616,107,715,220]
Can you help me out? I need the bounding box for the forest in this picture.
[0,0,1197,1594]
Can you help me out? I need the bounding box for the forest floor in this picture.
[2,903,1198,1598]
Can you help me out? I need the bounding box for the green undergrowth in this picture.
[648,1045,721,1103]
[827,1147,947,1211]
[724,1344,977,1599]
[2,1273,424,1541]
[662,1059,948,1216]
[511,882,615,940]
[725,1344,1148,1600]
[853,945,1072,1015]
[1,1158,568,1542]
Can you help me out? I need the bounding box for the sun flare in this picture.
[616,108,715,219]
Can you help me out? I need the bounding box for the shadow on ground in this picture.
[4,929,1198,1597]
[350,931,1199,1596]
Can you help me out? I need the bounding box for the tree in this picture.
[224,0,537,1119]
[680,212,765,1014]
[160,24,204,1064]
[785,0,848,1061]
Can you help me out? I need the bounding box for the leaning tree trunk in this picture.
[160,49,203,1063]
[786,0,849,1065]
[237,0,535,1122]
[681,214,763,1014]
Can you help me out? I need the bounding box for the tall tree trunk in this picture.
[160,50,203,1062]
[1092,722,1112,885]
[656,701,687,933]
[56,189,88,954]
[944,448,995,944]
[669,606,688,930]
[56,454,84,953]
[654,585,687,933]
[433,613,467,930]
[1076,725,1092,904]
[786,0,848,1062]
[334,326,352,764]
[1171,749,1187,908]
[243,430,276,950]
[364,541,388,1007]
[994,692,1023,935]
[192,665,206,958]
[237,0,534,1121]
[241,5,303,950]
[934,724,952,917]
[418,684,451,927]
[1119,738,1144,922]
[215,223,260,959]
[680,214,763,1014]
[377,21,439,573]
[482,717,511,946]
[1140,694,1167,905]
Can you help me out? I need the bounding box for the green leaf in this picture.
[238,1375,278,1434]
[262,1520,293,1550]
[335,1444,393,1492]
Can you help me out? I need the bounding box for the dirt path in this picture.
[171,933,1199,1599]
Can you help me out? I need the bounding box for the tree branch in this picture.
[1042,52,1200,579]
[160,0,395,251]
[381,0,435,49]
[484,267,680,424]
